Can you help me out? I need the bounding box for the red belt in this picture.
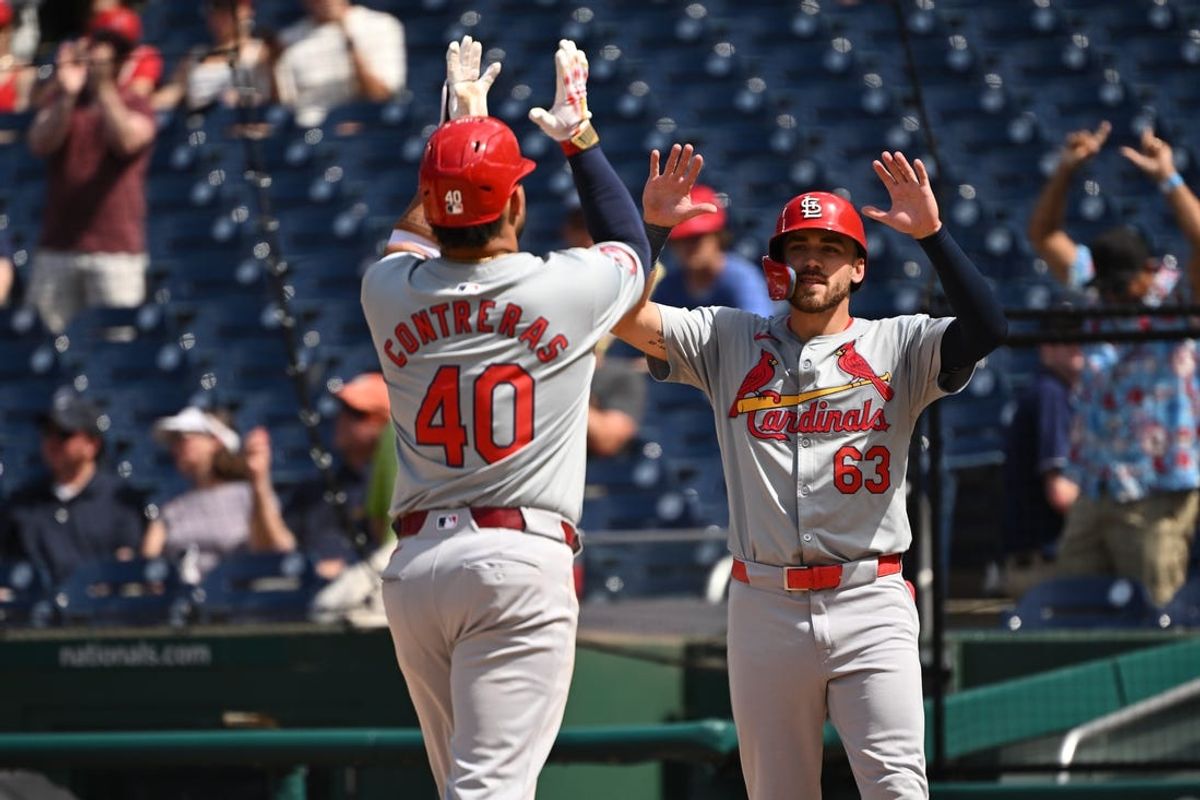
[393,507,579,552]
[731,553,902,591]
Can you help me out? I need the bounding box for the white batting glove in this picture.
[529,40,598,152]
[442,35,502,122]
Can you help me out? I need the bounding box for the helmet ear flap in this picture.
[761,256,796,301]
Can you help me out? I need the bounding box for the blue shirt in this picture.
[1065,245,1200,501]
[654,251,777,317]
[1004,369,1073,555]
[0,471,146,584]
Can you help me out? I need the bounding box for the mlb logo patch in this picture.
[436,514,459,530]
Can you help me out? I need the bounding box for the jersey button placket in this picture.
[795,350,813,562]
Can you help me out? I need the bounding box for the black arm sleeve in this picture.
[645,222,671,266]
[567,146,653,275]
[918,227,1008,373]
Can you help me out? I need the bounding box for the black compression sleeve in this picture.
[567,146,652,274]
[645,222,671,265]
[917,227,1008,373]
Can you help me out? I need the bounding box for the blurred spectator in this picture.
[275,0,405,127]
[25,21,154,334]
[153,0,274,113]
[90,2,160,98]
[0,392,145,584]
[588,341,646,458]
[0,207,15,305]
[1001,313,1083,597]
[141,407,291,583]
[253,373,396,579]
[1028,123,1200,605]
[0,0,35,113]
[655,184,776,317]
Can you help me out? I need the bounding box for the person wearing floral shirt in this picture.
[1028,122,1200,605]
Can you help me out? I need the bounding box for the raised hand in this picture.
[528,39,591,142]
[861,151,941,239]
[444,35,501,121]
[642,144,718,228]
[55,41,88,98]
[242,426,273,486]
[1060,120,1111,171]
[1120,127,1176,183]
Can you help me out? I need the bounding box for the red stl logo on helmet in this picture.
[419,117,536,229]
[760,192,868,300]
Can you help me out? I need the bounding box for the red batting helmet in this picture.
[761,192,868,300]
[668,185,726,240]
[419,116,536,228]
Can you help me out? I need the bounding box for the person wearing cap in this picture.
[152,0,273,113]
[140,407,293,583]
[88,2,161,98]
[25,3,155,335]
[614,146,1006,798]
[653,184,777,318]
[0,0,35,114]
[1000,310,1083,598]
[274,0,404,127]
[1029,122,1200,605]
[0,392,145,585]
[252,373,397,579]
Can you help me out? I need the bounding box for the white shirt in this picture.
[275,5,406,127]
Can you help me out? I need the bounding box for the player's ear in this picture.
[508,186,526,226]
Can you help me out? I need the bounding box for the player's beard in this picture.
[790,273,851,313]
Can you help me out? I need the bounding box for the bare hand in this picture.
[642,144,718,228]
[861,151,941,239]
[243,426,272,484]
[445,35,501,120]
[1120,127,1175,182]
[55,42,88,97]
[1060,121,1111,171]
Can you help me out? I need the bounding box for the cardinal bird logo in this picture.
[834,340,893,401]
[729,349,782,417]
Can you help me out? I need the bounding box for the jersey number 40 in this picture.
[415,364,534,467]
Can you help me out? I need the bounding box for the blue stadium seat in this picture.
[0,561,54,627]
[54,558,189,627]
[192,552,327,624]
[1161,577,1200,629]
[583,538,727,601]
[1003,576,1163,631]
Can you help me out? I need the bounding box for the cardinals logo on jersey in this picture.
[833,340,893,401]
[728,339,893,441]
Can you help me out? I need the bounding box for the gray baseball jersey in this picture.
[651,306,971,565]
[361,243,644,523]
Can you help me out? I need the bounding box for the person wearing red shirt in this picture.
[26,15,155,333]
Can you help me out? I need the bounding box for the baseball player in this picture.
[622,148,1007,798]
[361,40,660,799]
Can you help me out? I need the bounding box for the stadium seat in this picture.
[191,552,327,624]
[583,537,728,601]
[54,558,189,627]
[1161,577,1200,629]
[0,561,54,627]
[1003,576,1163,631]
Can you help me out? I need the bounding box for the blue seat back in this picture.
[194,552,326,623]
[55,558,186,627]
[1003,576,1163,631]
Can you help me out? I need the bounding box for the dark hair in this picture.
[1089,225,1150,294]
[431,217,505,250]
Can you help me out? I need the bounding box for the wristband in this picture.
[560,121,599,156]
[1159,172,1184,194]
